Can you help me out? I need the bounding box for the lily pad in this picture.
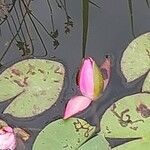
[79,133,111,150]
[32,118,95,150]
[101,93,150,138]
[121,32,150,82]
[112,139,150,150]
[142,71,150,93]
[0,59,65,118]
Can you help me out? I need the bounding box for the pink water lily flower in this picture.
[78,57,104,100]
[0,126,16,150]
[64,56,111,119]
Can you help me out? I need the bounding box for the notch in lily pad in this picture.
[32,118,96,150]
[101,93,150,149]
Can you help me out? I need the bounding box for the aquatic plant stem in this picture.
[82,0,89,58]
[0,0,32,63]
[21,0,48,57]
[127,0,135,37]
[19,0,34,55]
[10,15,22,41]
[46,0,55,32]
[14,5,26,42]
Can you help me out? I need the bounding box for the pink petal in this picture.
[3,126,13,133]
[100,56,111,90]
[0,126,16,150]
[79,57,94,99]
[63,96,92,119]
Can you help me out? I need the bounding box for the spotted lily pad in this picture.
[32,118,95,150]
[101,93,150,138]
[0,59,65,118]
[79,133,111,150]
[121,32,150,82]
[101,93,150,149]
[142,71,150,93]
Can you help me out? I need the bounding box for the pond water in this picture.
[0,0,150,149]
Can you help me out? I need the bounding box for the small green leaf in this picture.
[142,71,150,93]
[101,93,150,139]
[121,32,150,82]
[32,118,96,150]
[112,138,150,150]
[0,59,65,118]
[79,133,111,150]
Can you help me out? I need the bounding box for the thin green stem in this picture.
[46,0,55,32]
[10,15,22,41]
[21,0,48,57]
[6,19,17,41]
[19,0,34,55]
[89,0,101,8]
[0,0,17,25]
[14,5,26,42]
[29,12,55,40]
[128,0,135,37]
[0,0,32,62]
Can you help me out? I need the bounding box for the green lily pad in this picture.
[32,118,96,150]
[112,139,150,150]
[121,32,150,82]
[101,93,150,139]
[142,71,150,93]
[0,59,65,118]
[79,133,111,150]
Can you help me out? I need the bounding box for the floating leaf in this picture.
[79,133,111,150]
[142,71,150,93]
[0,59,65,118]
[32,118,95,150]
[121,32,150,82]
[101,93,150,139]
[112,138,150,150]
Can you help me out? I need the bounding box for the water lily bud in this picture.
[0,126,16,150]
[100,56,111,90]
[63,96,92,119]
[78,57,104,100]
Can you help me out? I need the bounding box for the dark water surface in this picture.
[0,0,150,149]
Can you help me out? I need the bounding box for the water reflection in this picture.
[0,0,74,64]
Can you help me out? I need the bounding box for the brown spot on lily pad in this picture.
[106,126,111,134]
[38,69,45,74]
[13,77,28,87]
[26,64,36,75]
[73,119,94,137]
[54,67,63,75]
[136,103,150,118]
[11,69,23,76]
[146,49,150,59]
